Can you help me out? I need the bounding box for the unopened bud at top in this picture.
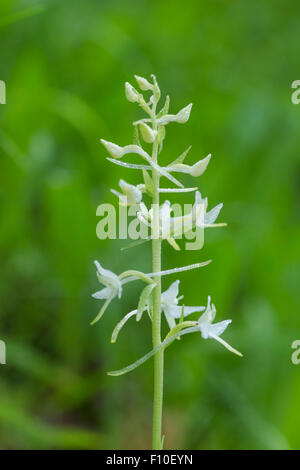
[125,82,140,103]
[134,75,154,91]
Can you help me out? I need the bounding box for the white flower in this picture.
[134,75,154,91]
[139,122,157,143]
[197,297,242,356]
[111,179,143,206]
[157,103,193,125]
[137,201,181,246]
[125,82,140,102]
[137,193,223,249]
[198,296,230,338]
[168,154,211,177]
[161,280,205,329]
[92,260,122,300]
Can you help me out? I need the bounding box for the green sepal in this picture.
[157,95,170,117]
[133,124,141,146]
[157,125,166,143]
[165,320,198,341]
[90,295,114,325]
[170,145,192,166]
[147,288,154,320]
[179,304,185,324]
[142,168,155,196]
[136,283,156,322]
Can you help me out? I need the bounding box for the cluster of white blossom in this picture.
[92,75,242,376]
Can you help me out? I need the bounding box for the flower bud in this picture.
[125,82,140,103]
[101,139,124,158]
[175,103,193,123]
[134,75,153,91]
[139,122,157,143]
[190,154,211,177]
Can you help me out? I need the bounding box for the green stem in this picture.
[151,108,164,450]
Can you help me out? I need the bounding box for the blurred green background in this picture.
[0,0,299,450]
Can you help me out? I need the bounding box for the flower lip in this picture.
[161,280,180,307]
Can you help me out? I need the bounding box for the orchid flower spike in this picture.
[161,280,205,329]
[198,297,242,356]
[111,179,143,206]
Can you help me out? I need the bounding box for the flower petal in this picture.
[207,319,232,337]
[164,311,177,330]
[92,287,113,299]
[94,260,120,286]
[166,305,205,319]
[161,280,180,305]
[198,296,216,326]
[204,203,223,226]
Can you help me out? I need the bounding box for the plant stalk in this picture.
[151,112,164,450]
